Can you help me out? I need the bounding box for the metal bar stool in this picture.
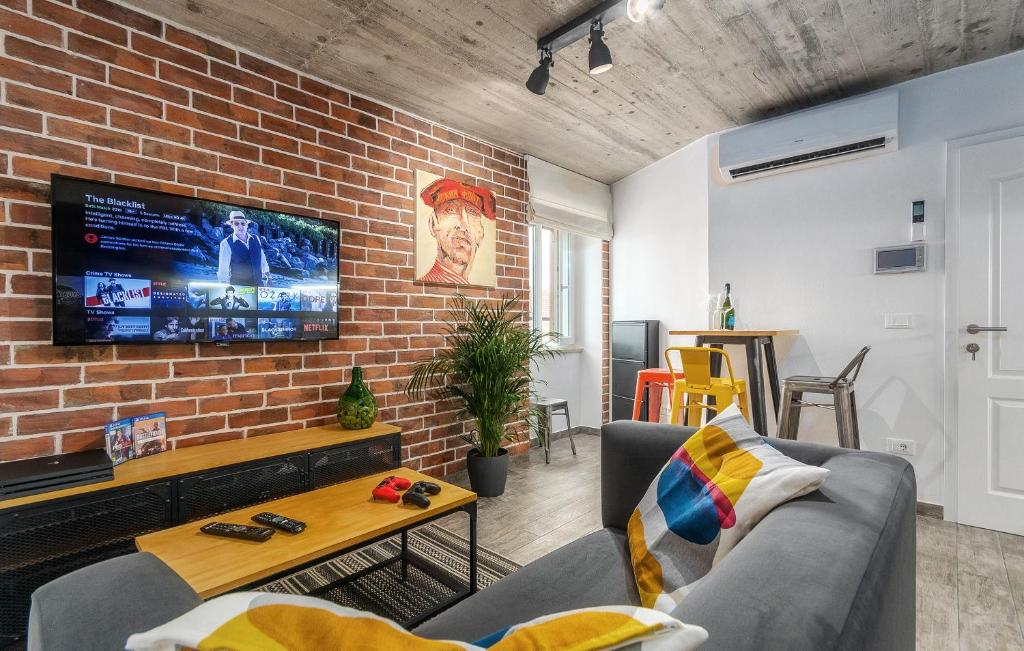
[776,346,870,449]
[631,368,676,423]
[531,397,575,464]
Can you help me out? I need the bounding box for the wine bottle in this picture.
[721,283,735,330]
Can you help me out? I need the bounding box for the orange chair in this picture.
[632,369,677,423]
[664,346,751,426]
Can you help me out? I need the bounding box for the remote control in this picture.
[252,512,306,533]
[200,522,275,542]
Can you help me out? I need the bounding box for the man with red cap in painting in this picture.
[418,178,496,285]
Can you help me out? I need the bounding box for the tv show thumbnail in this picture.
[300,286,338,312]
[185,283,209,312]
[152,316,207,342]
[85,313,150,342]
[83,276,151,309]
[258,287,299,311]
[259,318,299,340]
[208,284,255,311]
[301,317,337,336]
[209,317,257,340]
[151,280,188,310]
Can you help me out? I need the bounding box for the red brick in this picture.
[166,105,237,138]
[167,415,225,438]
[283,171,333,195]
[142,140,217,170]
[260,113,315,143]
[110,110,191,144]
[0,7,62,46]
[174,431,241,448]
[77,0,162,36]
[0,223,49,249]
[195,132,259,161]
[33,0,127,44]
[229,373,289,392]
[0,436,55,461]
[48,118,139,152]
[67,32,155,75]
[266,387,319,407]
[117,343,196,361]
[262,149,316,175]
[176,167,247,194]
[229,408,287,428]
[211,61,274,95]
[60,429,105,453]
[199,393,263,414]
[0,295,50,318]
[277,84,329,114]
[108,67,189,105]
[92,150,175,181]
[300,76,348,104]
[173,358,241,378]
[77,80,163,117]
[64,383,152,407]
[19,407,113,435]
[348,123,390,149]
[233,86,293,118]
[239,52,297,86]
[0,55,73,93]
[0,105,41,132]
[165,24,235,63]
[11,157,109,183]
[289,400,335,420]
[248,182,305,206]
[243,356,302,374]
[85,362,169,383]
[0,389,59,413]
[155,378,228,399]
[132,33,206,72]
[8,273,47,295]
[5,35,107,81]
[318,131,366,157]
[218,157,280,184]
[117,399,196,419]
[14,344,112,364]
[193,92,259,125]
[246,422,298,438]
[240,126,298,153]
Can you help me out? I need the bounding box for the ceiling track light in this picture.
[526,0,665,93]
[526,48,553,95]
[588,19,613,75]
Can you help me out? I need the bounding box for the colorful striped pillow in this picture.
[627,404,829,612]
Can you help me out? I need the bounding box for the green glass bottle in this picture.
[721,283,735,330]
[337,367,378,430]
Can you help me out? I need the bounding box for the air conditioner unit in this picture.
[717,90,899,183]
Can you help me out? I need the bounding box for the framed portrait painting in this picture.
[414,169,497,287]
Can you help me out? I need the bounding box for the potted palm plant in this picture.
[406,293,558,497]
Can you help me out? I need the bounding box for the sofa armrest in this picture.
[29,552,201,651]
[601,420,696,530]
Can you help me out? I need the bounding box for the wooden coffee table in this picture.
[136,468,478,627]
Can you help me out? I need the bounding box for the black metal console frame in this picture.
[246,501,478,629]
[0,431,401,647]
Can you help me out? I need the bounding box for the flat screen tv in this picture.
[51,175,340,345]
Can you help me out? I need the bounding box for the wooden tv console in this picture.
[0,421,401,646]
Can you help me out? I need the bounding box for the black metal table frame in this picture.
[237,501,477,630]
[694,334,781,436]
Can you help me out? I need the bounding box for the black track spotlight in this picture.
[526,48,553,95]
[588,20,613,75]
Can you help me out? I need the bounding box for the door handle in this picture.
[966,324,1008,334]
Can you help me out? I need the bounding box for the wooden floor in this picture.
[440,432,1024,650]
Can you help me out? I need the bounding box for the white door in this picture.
[954,135,1024,535]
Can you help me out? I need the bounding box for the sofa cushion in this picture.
[628,405,829,612]
[413,528,641,642]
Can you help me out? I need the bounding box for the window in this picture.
[529,225,572,344]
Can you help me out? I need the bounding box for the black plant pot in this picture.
[466,448,509,497]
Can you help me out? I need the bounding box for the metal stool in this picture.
[776,346,870,449]
[531,397,575,464]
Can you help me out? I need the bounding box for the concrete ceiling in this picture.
[123,0,1024,183]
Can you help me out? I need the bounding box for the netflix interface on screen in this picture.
[51,176,340,345]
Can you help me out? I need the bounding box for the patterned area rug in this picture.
[258,524,519,626]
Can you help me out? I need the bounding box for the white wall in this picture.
[611,137,711,348]
[610,49,1024,508]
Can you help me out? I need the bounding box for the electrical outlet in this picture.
[887,438,916,456]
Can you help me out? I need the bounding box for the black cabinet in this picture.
[0,481,173,642]
[0,432,401,647]
[178,455,306,522]
[310,434,400,489]
[611,320,660,421]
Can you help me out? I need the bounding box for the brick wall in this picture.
[0,0,532,475]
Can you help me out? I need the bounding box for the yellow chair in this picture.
[664,346,751,426]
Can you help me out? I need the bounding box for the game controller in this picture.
[409,480,441,496]
[402,490,431,508]
[371,475,413,503]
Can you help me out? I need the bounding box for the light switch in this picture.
[883,313,913,329]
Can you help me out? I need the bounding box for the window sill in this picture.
[546,344,584,353]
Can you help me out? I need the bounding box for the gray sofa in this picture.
[29,420,916,650]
